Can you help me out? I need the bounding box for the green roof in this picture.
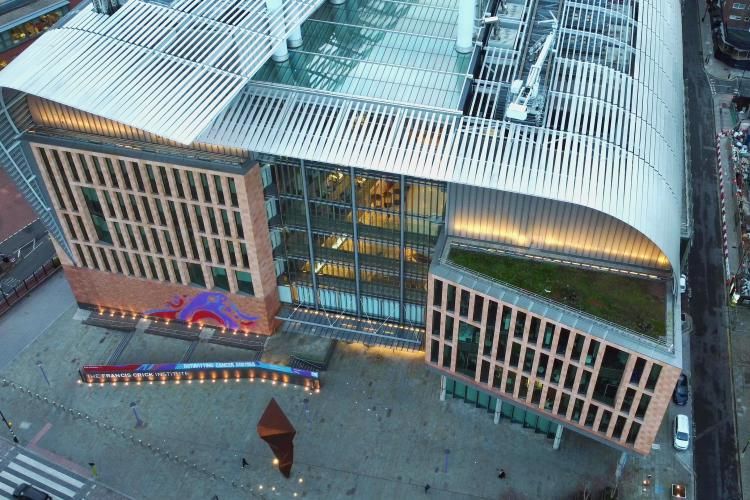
[448,248,667,339]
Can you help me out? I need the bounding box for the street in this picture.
[683,0,742,498]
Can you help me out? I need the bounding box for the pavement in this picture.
[0,289,637,500]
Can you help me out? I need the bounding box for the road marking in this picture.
[7,462,75,497]
[29,423,52,446]
[0,480,13,495]
[16,454,84,488]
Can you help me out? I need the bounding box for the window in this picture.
[557,393,570,417]
[733,3,746,10]
[442,344,452,369]
[513,312,526,339]
[432,279,443,306]
[528,317,541,344]
[518,376,529,399]
[509,343,521,367]
[211,267,230,291]
[214,176,226,204]
[430,340,439,363]
[235,270,254,295]
[544,387,556,411]
[459,290,470,317]
[457,321,480,377]
[631,358,646,384]
[626,422,641,444]
[522,348,535,373]
[598,410,612,433]
[556,329,570,355]
[472,295,484,322]
[612,416,627,440]
[81,187,112,244]
[187,263,205,287]
[479,361,490,383]
[542,323,554,349]
[537,353,549,378]
[584,404,597,428]
[492,367,503,389]
[228,177,239,206]
[578,370,592,395]
[504,371,516,394]
[550,359,563,384]
[622,388,636,413]
[571,335,585,361]
[635,394,651,419]
[645,364,662,391]
[571,399,584,422]
[446,285,456,312]
[564,366,577,390]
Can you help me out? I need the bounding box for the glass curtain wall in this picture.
[261,155,445,325]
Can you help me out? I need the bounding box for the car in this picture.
[12,483,52,500]
[673,414,690,451]
[679,274,687,293]
[673,373,689,405]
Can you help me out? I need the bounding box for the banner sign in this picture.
[80,361,320,389]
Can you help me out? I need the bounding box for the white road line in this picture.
[7,463,73,497]
[15,455,84,488]
[0,481,14,494]
[0,470,23,486]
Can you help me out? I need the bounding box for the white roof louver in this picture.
[0,0,325,144]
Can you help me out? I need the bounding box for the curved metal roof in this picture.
[0,0,684,271]
[0,0,325,143]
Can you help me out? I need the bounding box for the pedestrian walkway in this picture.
[0,450,87,499]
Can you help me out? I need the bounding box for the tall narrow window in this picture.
[211,267,230,291]
[81,187,112,244]
[187,263,205,287]
[235,270,254,295]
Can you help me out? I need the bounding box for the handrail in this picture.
[441,258,674,352]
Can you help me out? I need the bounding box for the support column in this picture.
[440,375,447,401]
[350,167,362,317]
[287,26,303,49]
[266,0,289,62]
[456,0,475,54]
[553,424,563,450]
[299,160,319,307]
[493,398,503,424]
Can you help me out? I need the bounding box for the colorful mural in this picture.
[145,292,258,330]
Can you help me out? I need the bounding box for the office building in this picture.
[0,0,685,455]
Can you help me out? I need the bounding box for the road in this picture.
[0,219,55,293]
[683,1,742,499]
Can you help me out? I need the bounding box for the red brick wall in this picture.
[64,265,280,335]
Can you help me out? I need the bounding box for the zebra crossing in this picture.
[0,452,87,500]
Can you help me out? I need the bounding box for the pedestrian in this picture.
[424,484,431,494]
[242,457,249,468]
[498,468,506,479]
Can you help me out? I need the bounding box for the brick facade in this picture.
[425,274,681,455]
[64,265,279,335]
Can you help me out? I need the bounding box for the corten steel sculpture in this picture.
[257,398,296,477]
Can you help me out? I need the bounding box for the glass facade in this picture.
[445,378,559,439]
[261,156,445,325]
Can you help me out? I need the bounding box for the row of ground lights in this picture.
[79,376,320,392]
[96,308,259,337]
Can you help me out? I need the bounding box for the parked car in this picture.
[12,483,51,500]
[679,274,687,293]
[673,414,690,451]
[673,374,689,405]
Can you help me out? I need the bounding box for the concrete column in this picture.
[439,375,447,401]
[287,26,303,49]
[456,0,475,53]
[553,424,563,450]
[266,0,289,62]
[493,398,503,424]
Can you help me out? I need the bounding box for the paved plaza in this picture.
[0,300,637,499]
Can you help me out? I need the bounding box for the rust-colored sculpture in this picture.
[257,398,296,477]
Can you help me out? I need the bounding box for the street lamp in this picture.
[0,409,19,443]
[129,401,145,428]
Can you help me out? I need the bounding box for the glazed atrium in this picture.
[0,0,686,455]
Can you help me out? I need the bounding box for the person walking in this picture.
[242,457,249,468]
[497,468,506,479]
[424,484,431,494]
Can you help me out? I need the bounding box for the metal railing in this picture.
[441,258,674,352]
[0,257,61,316]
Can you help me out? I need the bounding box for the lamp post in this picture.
[0,409,19,443]
[129,402,145,428]
[36,360,50,387]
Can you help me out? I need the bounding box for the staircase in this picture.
[0,90,70,259]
